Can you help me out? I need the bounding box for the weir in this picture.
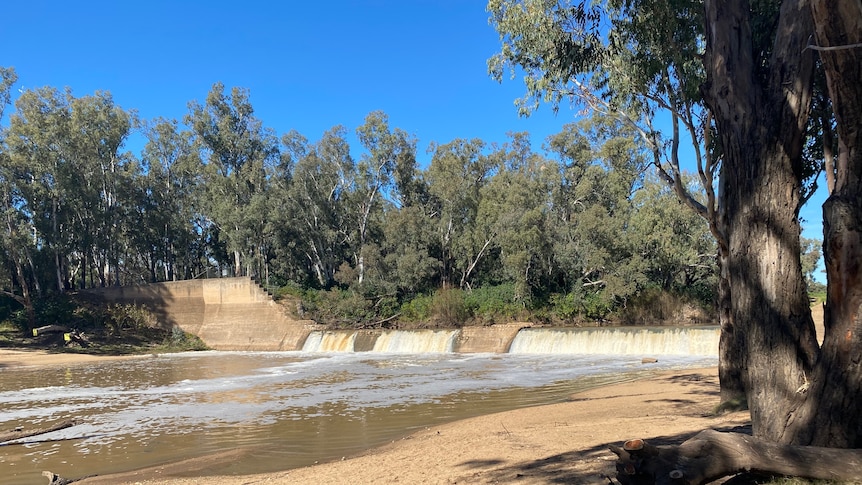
[301,326,719,356]
[508,326,720,356]
[301,331,357,352]
[80,278,718,355]
[372,329,459,353]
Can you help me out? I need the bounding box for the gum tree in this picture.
[489,0,862,449]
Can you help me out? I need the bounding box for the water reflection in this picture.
[0,351,715,484]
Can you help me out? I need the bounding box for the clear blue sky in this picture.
[3,0,827,278]
[3,0,568,166]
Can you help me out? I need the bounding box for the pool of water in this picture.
[0,351,716,484]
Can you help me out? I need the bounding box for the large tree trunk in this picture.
[781,0,862,448]
[702,0,819,442]
[716,252,746,405]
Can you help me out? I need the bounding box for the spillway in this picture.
[372,329,459,353]
[301,330,357,352]
[300,326,719,356]
[508,326,719,355]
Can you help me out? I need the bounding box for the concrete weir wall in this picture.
[83,278,316,351]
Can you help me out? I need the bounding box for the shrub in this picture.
[104,303,158,336]
[618,287,712,326]
[463,283,520,323]
[400,294,434,322]
[429,287,469,327]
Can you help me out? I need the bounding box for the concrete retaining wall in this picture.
[82,278,316,351]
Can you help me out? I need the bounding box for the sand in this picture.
[2,350,748,485]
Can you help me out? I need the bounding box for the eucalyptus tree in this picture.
[544,117,649,316]
[426,138,497,289]
[284,127,354,288]
[187,83,280,277]
[139,118,204,282]
[0,66,36,327]
[628,173,716,293]
[6,86,76,292]
[488,0,862,449]
[67,92,135,287]
[350,111,415,286]
[477,133,553,303]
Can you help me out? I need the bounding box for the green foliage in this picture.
[160,326,208,352]
[299,288,378,328]
[429,287,469,327]
[618,286,713,326]
[463,283,521,323]
[0,62,722,331]
[10,296,77,331]
[104,303,158,336]
[400,293,434,322]
[800,237,823,289]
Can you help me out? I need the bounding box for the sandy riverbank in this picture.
[0,348,149,368]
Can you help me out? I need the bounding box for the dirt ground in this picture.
[1,350,749,485]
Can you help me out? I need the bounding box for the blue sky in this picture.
[3,0,827,278]
[3,1,568,165]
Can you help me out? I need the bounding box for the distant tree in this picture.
[67,92,135,287]
[351,111,414,285]
[284,127,354,288]
[426,138,496,289]
[799,237,822,290]
[139,118,204,281]
[0,66,36,328]
[187,83,279,277]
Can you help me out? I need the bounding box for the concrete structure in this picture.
[454,323,526,353]
[81,278,316,351]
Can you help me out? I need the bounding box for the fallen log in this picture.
[609,429,862,484]
[42,470,95,484]
[31,325,70,336]
[43,471,75,485]
[0,419,78,444]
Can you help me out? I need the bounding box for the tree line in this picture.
[0,68,736,328]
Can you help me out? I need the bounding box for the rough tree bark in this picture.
[701,0,820,442]
[782,0,862,447]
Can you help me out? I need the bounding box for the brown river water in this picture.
[0,333,717,485]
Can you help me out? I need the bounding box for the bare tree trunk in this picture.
[702,0,819,442]
[0,419,77,444]
[782,0,862,448]
[716,251,745,405]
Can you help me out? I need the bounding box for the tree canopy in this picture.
[0,70,720,331]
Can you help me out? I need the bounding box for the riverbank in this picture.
[0,348,149,368]
[52,364,745,485]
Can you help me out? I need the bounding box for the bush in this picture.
[162,326,208,351]
[463,283,520,323]
[299,288,376,328]
[429,287,469,326]
[550,292,580,322]
[104,303,159,336]
[400,294,434,322]
[618,287,712,326]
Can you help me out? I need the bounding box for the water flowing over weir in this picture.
[509,326,720,355]
[300,326,720,356]
[372,329,459,353]
[301,330,357,352]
